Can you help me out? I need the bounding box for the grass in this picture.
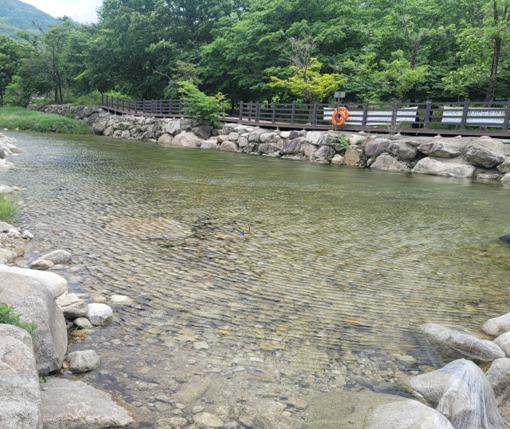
[0,300,38,337]
[0,192,16,221]
[0,106,93,134]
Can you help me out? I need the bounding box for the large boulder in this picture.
[412,157,476,178]
[311,146,335,161]
[164,119,181,135]
[280,138,304,155]
[371,154,410,173]
[497,159,510,174]
[173,132,203,148]
[484,313,510,336]
[157,133,173,146]
[41,378,134,429]
[344,146,362,166]
[422,323,505,361]
[386,142,418,160]
[418,142,461,158]
[92,123,105,135]
[0,266,67,298]
[0,324,43,429]
[364,138,390,157]
[487,358,510,406]
[259,143,279,154]
[219,141,238,152]
[200,140,219,150]
[494,332,510,357]
[0,273,67,375]
[192,125,213,139]
[364,400,454,429]
[464,144,505,168]
[411,368,452,408]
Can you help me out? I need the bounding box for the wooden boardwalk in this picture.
[101,105,510,139]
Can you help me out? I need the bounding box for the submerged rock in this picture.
[86,303,113,326]
[41,378,133,429]
[422,323,505,361]
[252,413,304,429]
[66,350,100,373]
[193,412,223,428]
[483,313,510,336]
[364,399,454,429]
[109,295,134,306]
[173,379,211,403]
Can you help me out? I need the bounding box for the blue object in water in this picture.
[499,235,510,245]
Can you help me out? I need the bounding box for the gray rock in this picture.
[0,256,6,265]
[410,368,453,407]
[30,260,54,271]
[344,146,362,166]
[289,131,306,140]
[92,123,105,135]
[502,173,510,183]
[238,136,249,148]
[305,132,322,145]
[40,250,72,264]
[109,295,133,306]
[193,412,224,428]
[364,399,454,429]
[56,293,89,318]
[21,230,34,240]
[173,379,211,403]
[66,350,100,373]
[41,378,133,429]
[487,358,510,405]
[280,138,304,155]
[371,154,410,173]
[259,143,278,154]
[252,413,304,429]
[495,332,510,357]
[0,184,13,193]
[260,133,277,143]
[475,168,502,181]
[386,142,418,160]
[301,143,316,158]
[412,157,475,178]
[248,129,266,142]
[364,138,390,157]
[86,304,113,326]
[201,140,219,150]
[464,144,505,168]
[422,323,505,361]
[418,142,461,158]
[0,273,67,375]
[0,248,17,263]
[165,119,181,135]
[484,313,510,336]
[0,266,68,298]
[228,132,239,142]
[219,141,238,152]
[497,159,510,173]
[180,118,197,132]
[0,324,43,429]
[311,146,335,161]
[173,132,203,148]
[192,125,214,139]
[73,317,92,329]
[158,133,173,146]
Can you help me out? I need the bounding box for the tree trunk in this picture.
[486,37,502,102]
[54,86,58,103]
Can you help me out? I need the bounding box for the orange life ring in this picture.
[332,107,349,126]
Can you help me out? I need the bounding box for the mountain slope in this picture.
[0,0,60,39]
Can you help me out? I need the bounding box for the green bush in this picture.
[334,135,351,154]
[178,80,227,127]
[0,300,38,337]
[0,192,16,221]
[0,107,93,134]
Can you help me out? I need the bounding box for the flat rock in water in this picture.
[0,324,43,429]
[364,400,454,429]
[0,273,67,375]
[30,259,54,270]
[41,378,133,429]
[422,323,505,361]
[66,350,100,373]
[483,313,510,336]
[73,317,92,329]
[56,293,89,318]
[173,379,211,403]
[109,295,133,306]
[0,265,68,298]
[252,413,304,429]
[40,250,72,264]
[193,412,223,428]
[86,303,113,326]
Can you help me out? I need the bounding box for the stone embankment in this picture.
[42,104,510,183]
[0,133,134,429]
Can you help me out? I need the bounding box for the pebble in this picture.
[92,295,107,303]
[193,341,210,350]
[30,259,54,270]
[193,405,205,414]
[21,230,33,239]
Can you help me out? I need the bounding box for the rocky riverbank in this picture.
[41,104,510,183]
[4,128,510,429]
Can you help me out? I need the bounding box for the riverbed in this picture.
[3,131,510,427]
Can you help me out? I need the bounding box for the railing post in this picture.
[255,102,260,122]
[105,94,108,107]
[116,97,119,110]
[159,100,162,115]
[503,100,510,131]
[460,99,470,131]
[272,102,277,123]
[239,101,243,121]
[391,100,398,130]
[312,102,318,125]
[423,100,432,129]
[179,99,183,115]
[362,101,369,126]
[291,102,296,124]
[101,93,104,106]
[169,99,173,115]
[135,100,137,114]
[122,98,125,112]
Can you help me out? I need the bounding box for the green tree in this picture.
[0,35,29,106]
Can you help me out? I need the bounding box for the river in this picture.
[3,131,510,427]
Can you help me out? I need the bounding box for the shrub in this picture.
[0,192,16,221]
[0,300,38,336]
[334,135,351,154]
[178,80,227,127]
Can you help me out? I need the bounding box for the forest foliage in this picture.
[1,0,509,110]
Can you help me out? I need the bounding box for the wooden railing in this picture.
[102,95,510,132]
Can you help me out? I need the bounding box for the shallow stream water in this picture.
[3,131,510,427]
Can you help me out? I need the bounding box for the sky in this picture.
[21,0,103,23]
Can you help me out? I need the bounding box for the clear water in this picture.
[3,131,510,427]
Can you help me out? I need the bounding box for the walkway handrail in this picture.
[101,95,510,132]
